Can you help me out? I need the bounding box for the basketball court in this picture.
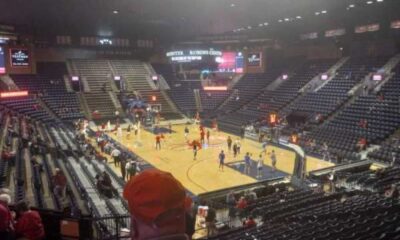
[98,123,334,195]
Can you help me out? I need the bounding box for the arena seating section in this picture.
[10,62,84,121]
[300,57,399,161]
[209,189,400,240]
[153,63,199,116]
[71,59,180,120]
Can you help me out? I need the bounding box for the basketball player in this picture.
[233,143,238,158]
[193,140,198,160]
[227,136,232,152]
[206,130,210,144]
[155,135,161,150]
[270,150,277,171]
[107,120,111,132]
[184,126,189,140]
[219,150,225,171]
[117,126,123,140]
[200,130,205,145]
[244,152,252,175]
[236,139,241,155]
[126,124,131,139]
[257,154,264,179]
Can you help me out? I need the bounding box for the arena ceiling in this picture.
[0,0,399,41]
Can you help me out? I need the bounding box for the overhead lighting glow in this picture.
[230,3,236,7]
[247,26,252,29]
[259,23,263,27]
[349,4,355,8]
[263,22,269,26]
[315,12,320,15]
[278,19,283,22]
[321,10,327,14]
[366,1,373,4]
[0,91,29,98]
[113,10,119,14]
[284,18,290,22]
[376,0,383,2]
[296,16,302,19]
[203,86,228,91]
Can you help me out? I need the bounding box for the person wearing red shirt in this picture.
[200,130,205,145]
[243,216,256,228]
[15,201,45,240]
[0,193,14,239]
[52,169,67,198]
[236,196,248,209]
[357,137,367,152]
[155,135,161,150]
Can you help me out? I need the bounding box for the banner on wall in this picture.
[10,48,30,67]
[247,52,262,67]
[0,46,5,74]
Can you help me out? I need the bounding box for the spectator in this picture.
[123,169,188,240]
[243,216,256,228]
[111,148,121,167]
[184,196,195,239]
[226,191,236,206]
[126,159,137,180]
[120,156,127,181]
[15,200,45,240]
[205,207,217,237]
[95,173,113,198]
[0,193,13,239]
[236,196,248,210]
[385,184,399,199]
[52,169,67,199]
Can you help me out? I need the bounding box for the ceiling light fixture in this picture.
[263,22,269,26]
[315,12,320,15]
[113,10,119,14]
[349,4,355,8]
[321,10,327,14]
[296,16,302,19]
[366,1,373,4]
[376,0,383,2]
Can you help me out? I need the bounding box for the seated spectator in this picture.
[0,193,13,239]
[52,169,67,199]
[357,137,367,152]
[243,216,256,228]
[385,184,399,199]
[15,200,45,240]
[123,169,188,240]
[95,173,113,198]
